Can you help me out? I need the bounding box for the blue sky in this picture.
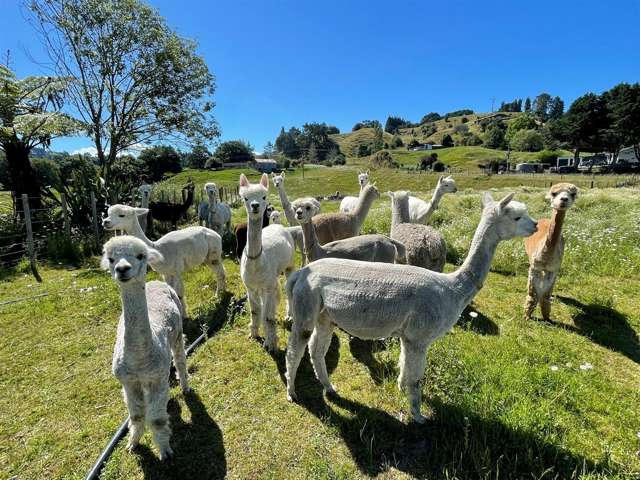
[1,0,639,154]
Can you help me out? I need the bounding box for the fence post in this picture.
[90,192,100,251]
[60,193,71,238]
[21,194,42,282]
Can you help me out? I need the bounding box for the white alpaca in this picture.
[292,197,406,264]
[102,236,189,460]
[103,205,226,317]
[240,173,296,352]
[270,210,282,224]
[137,183,153,232]
[198,182,232,235]
[285,192,537,423]
[271,172,298,225]
[408,175,457,224]
[339,170,369,213]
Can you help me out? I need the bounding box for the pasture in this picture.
[1,168,639,479]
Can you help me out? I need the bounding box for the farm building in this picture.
[251,158,279,173]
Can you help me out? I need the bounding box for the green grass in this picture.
[1,176,639,479]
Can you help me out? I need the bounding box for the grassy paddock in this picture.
[1,173,639,479]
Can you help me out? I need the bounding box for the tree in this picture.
[445,109,473,117]
[211,140,254,165]
[384,116,412,133]
[391,135,403,148]
[533,93,552,120]
[0,64,82,207]
[352,120,381,131]
[505,113,538,143]
[294,123,341,162]
[29,0,219,184]
[548,96,564,120]
[552,93,608,158]
[420,112,441,123]
[263,141,275,158]
[370,150,398,169]
[372,123,384,153]
[524,97,532,112]
[275,127,301,158]
[139,145,181,181]
[484,125,506,149]
[510,129,544,152]
[441,134,454,147]
[603,83,640,159]
[182,143,210,169]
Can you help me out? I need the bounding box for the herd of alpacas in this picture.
[100,172,578,460]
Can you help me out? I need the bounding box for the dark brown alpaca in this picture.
[149,182,195,231]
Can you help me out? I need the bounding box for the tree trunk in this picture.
[3,138,42,213]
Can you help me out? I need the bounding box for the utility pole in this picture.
[491,97,496,113]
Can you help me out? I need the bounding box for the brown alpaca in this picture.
[311,184,379,244]
[524,183,578,320]
[148,182,195,231]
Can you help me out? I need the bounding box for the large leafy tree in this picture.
[603,83,640,158]
[139,145,181,182]
[0,64,82,207]
[29,0,219,183]
[551,93,608,158]
[211,140,254,165]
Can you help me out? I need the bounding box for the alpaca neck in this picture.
[391,198,410,233]
[451,214,500,306]
[351,190,376,230]
[278,185,297,225]
[126,216,154,248]
[301,220,324,261]
[120,282,153,357]
[246,213,263,259]
[545,209,566,249]
[141,195,149,209]
[418,186,445,223]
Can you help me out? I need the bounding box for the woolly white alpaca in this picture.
[270,210,282,224]
[339,170,369,213]
[271,172,298,225]
[408,175,457,224]
[240,173,296,352]
[137,183,152,232]
[292,197,406,264]
[389,190,447,272]
[103,205,226,317]
[285,192,537,422]
[198,182,232,235]
[102,236,189,460]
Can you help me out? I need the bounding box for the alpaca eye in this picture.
[306,206,310,210]
[262,196,266,201]
[514,217,521,221]
[136,254,144,260]
[551,192,558,197]
[119,214,125,218]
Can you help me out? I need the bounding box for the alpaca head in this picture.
[291,197,321,223]
[269,210,282,224]
[101,235,163,284]
[138,183,152,200]
[204,182,218,200]
[239,173,269,221]
[546,183,578,211]
[386,190,411,217]
[271,171,285,189]
[481,192,538,240]
[102,204,147,232]
[358,170,370,188]
[360,183,380,202]
[436,175,457,194]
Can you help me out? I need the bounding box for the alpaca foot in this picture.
[283,316,293,330]
[158,445,174,461]
[126,440,139,452]
[410,413,427,424]
[286,390,298,402]
[181,385,191,394]
[324,385,338,397]
[263,339,278,354]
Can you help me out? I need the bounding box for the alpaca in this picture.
[102,204,226,317]
[408,175,457,224]
[292,197,406,264]
[271,172,298,225]
[339,170,369,213]
[198,182,232,235]
[284,225,306,265]
[312,183,379,244]
[234,204,273,259]
[102,236,189,460]
[239,173,296,352]
[285,192,538,423]
[149,182,195,230]
[137,183,152,233]
[270,210,282,224]
[524,183,578,321]
[388,191,447,272]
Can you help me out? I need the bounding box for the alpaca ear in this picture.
[134,207,148,215]
[386,191,394,198]
[498,193,515,210]
[312,198,321,210]
[366,169,370,175]
[438,176,443,184]
[281,171,286,178]
[146,248,165,266]
[260,173,269,189]
[239,174,249,187]
[481,192,494,208]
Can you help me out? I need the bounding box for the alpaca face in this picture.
[546,183,577,211]
[101,236,160,284]
[482,192,538,240]
[269,211,281,224]
[271,172,285,189]
[291,198,320,223]
[204,182,218,199]
[438,175,458,194]
[239,173,269,220]
[358,171,369,188]
[138,184,152,199]
[102,204,148,231]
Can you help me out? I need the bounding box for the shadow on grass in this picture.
[555,296,640,364]
[458,304,500,336]
[135,391,226,479]
[348,338,396,385]
[183,292,236,343]
[291,375,614,478]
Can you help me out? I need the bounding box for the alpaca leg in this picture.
[247,290,262,340]
[398,337,428,424]
[524,267,541,320]
[123,382,145,451]
[283,267,294,323]
[285,313,316,402]
[171,332,190,393]
[540,271,558,322]
[309,314,335,394]
[262,285,280,353]
[146,380,173,460]
[210,259,226,296]
[174,275,188,318]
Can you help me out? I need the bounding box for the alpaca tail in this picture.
[389,238,407,264]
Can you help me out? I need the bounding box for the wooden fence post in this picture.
[60,193,71,238]
[21,194,42,283]
[90,192,100,251]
